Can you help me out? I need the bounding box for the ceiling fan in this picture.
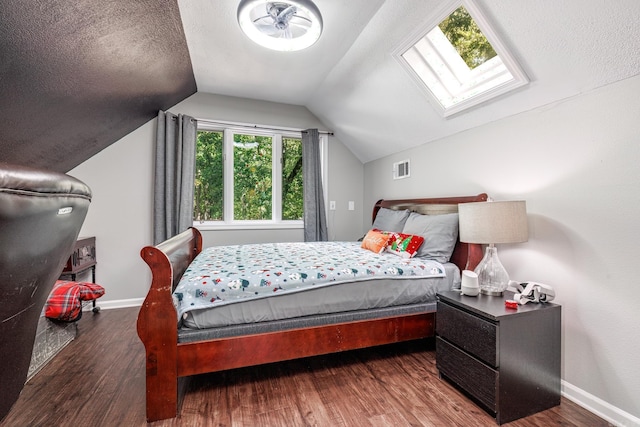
[253,3,311,39]
[237,0,323,51]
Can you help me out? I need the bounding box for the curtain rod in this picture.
[193,117,334,136]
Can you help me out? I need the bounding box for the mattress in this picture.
[180,262,460,330]
[178,302,437,343]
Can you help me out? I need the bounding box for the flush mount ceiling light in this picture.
[237,0,323,51]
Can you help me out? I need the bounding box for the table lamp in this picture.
[458,200,528,295]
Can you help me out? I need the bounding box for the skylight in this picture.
[394,0,528,117]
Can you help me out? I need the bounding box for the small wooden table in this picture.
[59,236,99,312]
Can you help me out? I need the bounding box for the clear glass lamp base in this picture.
[474,245,510,296]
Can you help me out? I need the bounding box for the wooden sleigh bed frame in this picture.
[136,193,488,421]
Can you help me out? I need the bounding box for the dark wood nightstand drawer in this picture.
[436,301,497,367]
[436,291,561,424]
[436,337,497,412]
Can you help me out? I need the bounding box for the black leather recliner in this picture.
[0,163,92,421]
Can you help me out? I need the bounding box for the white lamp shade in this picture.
[458,200,528,244]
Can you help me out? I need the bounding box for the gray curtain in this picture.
[302,129,328,242]
[153,111,197,244]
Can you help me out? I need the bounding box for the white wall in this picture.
[68,121,155,303]
[68,92,364,306]
[363,75,640,424]
[326,133,365,241]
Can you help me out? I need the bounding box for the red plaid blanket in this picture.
[45,280,105,322]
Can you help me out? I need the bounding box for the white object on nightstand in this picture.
[460,270,480,296]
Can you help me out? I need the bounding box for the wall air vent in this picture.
[393,160,410,180]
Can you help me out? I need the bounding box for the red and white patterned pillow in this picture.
[45,280,105,322]
[385,232,425,258]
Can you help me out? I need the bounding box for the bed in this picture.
[136,193,488,421]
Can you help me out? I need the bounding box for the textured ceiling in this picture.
[177,0,386,105]
[1,0,639,171]
[181,0,640,163]
[0,0,196,172]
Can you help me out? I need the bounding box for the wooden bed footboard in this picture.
[137,194,487,421]
[136,227,202,422]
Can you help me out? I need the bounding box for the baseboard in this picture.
[83,297,144,311]
[562,380,640,426]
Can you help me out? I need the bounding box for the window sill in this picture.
[193,221,304,231]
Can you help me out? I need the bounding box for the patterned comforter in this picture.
[173,241,446,319]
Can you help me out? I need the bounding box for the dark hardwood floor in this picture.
[2,308,611,427]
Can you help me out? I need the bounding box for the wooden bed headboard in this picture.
[372,193,488,272]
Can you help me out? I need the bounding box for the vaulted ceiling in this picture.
[0,0,196,172]
[2,0,640,171]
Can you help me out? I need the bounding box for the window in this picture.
[281,136,304,220]
[232,133,274,221]
[393,0,528,117]
[194,130,223,221]
[194,124,311,229]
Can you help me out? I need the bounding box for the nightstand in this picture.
[436,290,561,424]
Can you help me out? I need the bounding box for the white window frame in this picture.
[194,122,328,230]
[392,0,528,117]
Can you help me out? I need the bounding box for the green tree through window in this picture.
[282,137,303,220]
[194,129,304,223]
[194,130,223,221]
[233,134,272,220]
[438,5,497,69]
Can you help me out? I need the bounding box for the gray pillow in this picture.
[402,212,459,263]
[372,207,411,232]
